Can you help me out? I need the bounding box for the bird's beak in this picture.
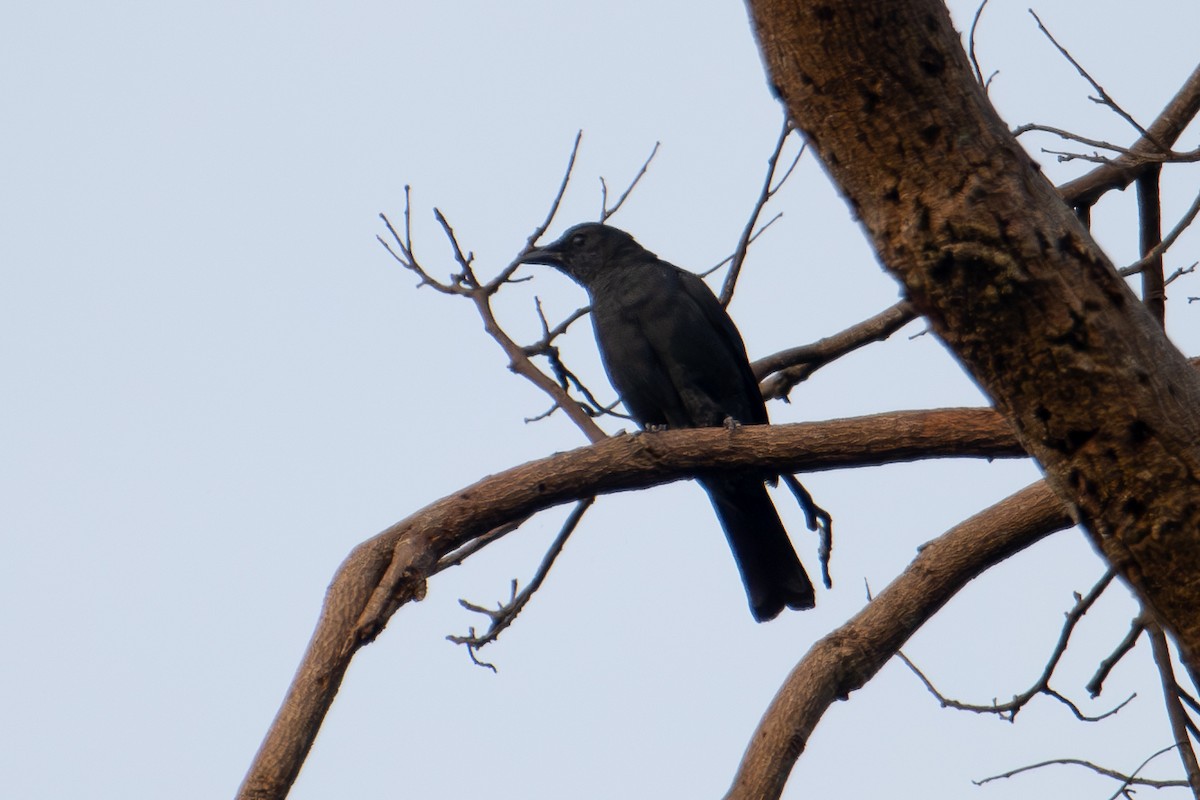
[518,243,564,267]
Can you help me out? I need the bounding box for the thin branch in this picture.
[469,284,608,441]
[448,498,595,670]
[967,0,992,89]
[1167,262,1198,287]
[1088,614,1147,698]
[482,132,586,292]
[1106,745,1192,800]
[1121,188,1200,279]
[1017,123,1200,164]
[1059,63,1200,208]
[600,141,660,222]
[898,570,1123,722]
[433,518,529,575]
[542,347,628,420]
[1041,147,1117,166]
[973,748,1187,791]
[719,117,804,306]
[702,214,782,277]
[523,298,592,357]
[378,189,467,296]
[1015,123,1137,157]
[1029,9,1155,144]
[516,299,625,421]
[530,132,582,249]
[432,208,480,289]
[1148,621,1200,797]
[378,135,617,443]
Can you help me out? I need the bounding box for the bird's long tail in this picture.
[701,476,815,621]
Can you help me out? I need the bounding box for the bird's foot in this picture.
[722,415,742,431]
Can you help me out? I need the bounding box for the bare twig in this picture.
[1059,63,1200,208]
[519,298,628,421]
[973,748,1187,791]
[1167,262,1198,287]
[1088,614,1147,698]
[719,117,805,306]
[702,214,782,277]
[480,132,587,292]
[1017,123,1200,164]
[524,298,592,357]
[1029,9,1155,144]
[377,135,613,442]
[433,208,480,288]
[1121,188,1200,279]
[448,498,595,670]
[600,141,661,222]
[968,0,998,91]
[528,132,583,251]
[898,570,1126,722]
[1041,147,1117,166]
[379,189,466,295]
[433,518,529,575]
[1148,621,1200,797]
[1014,123,1135,157]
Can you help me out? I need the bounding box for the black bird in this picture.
[521,222,814,621]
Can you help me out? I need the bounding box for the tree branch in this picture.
[1137,166,1166,325]
[724,479,1071,800]
[599,141,660,222]
[752,300,916,399]
[1148,621,1200,798]
[447,498,595,669]
[897,571,1129,722]
[1027,10,1154,144]
[973,748,1188,791]
[238,407,1025,799]
[719,116,803,306]
[1087,613,1147,698]
[1059,62,1200,208]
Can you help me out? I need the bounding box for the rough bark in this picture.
[745,0,1200,665]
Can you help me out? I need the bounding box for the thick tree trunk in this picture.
[745,0,1200,662]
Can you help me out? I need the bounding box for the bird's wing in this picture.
[671,265,769,426]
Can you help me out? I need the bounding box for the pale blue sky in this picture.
[3,2,1199,797]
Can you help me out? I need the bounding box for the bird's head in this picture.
[519,222,646,286]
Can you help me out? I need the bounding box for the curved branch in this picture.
[238,407,1023,799]
[725,480,1071,800]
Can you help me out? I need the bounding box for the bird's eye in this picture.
[570,232,587,248]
